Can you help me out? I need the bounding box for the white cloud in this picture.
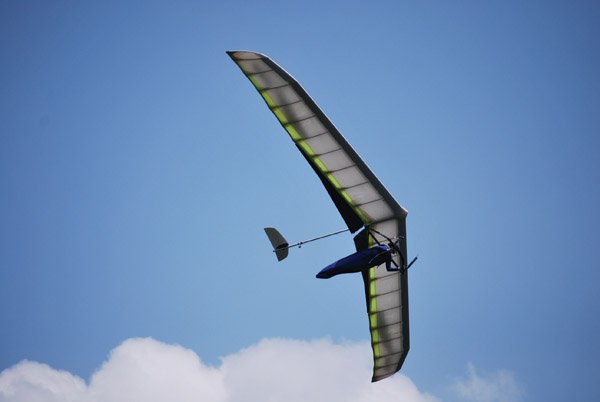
[452,363,523,402]
[0,337,437,402]
[220,338,437,402]
[86,338,227,402]
[0,361,86,402]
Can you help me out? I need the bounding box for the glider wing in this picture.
[228,50,410,382]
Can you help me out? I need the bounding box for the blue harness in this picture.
[316,245,396,279]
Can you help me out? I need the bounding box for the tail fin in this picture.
[264,227,289,261]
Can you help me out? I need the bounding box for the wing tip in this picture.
[371,372,393,383]
[226,50,267,60]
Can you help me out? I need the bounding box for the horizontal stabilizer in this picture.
[264,227,289,261]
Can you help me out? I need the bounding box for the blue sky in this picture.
[1,1,599,401]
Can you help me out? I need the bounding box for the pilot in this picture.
[316,243,400,279]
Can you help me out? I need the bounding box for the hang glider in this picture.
[227,50,411,382]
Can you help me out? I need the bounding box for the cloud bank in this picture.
[0,337,437,402]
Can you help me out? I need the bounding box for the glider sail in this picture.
[228,50,410,382]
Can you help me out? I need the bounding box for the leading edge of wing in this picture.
[227,50,407,232]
